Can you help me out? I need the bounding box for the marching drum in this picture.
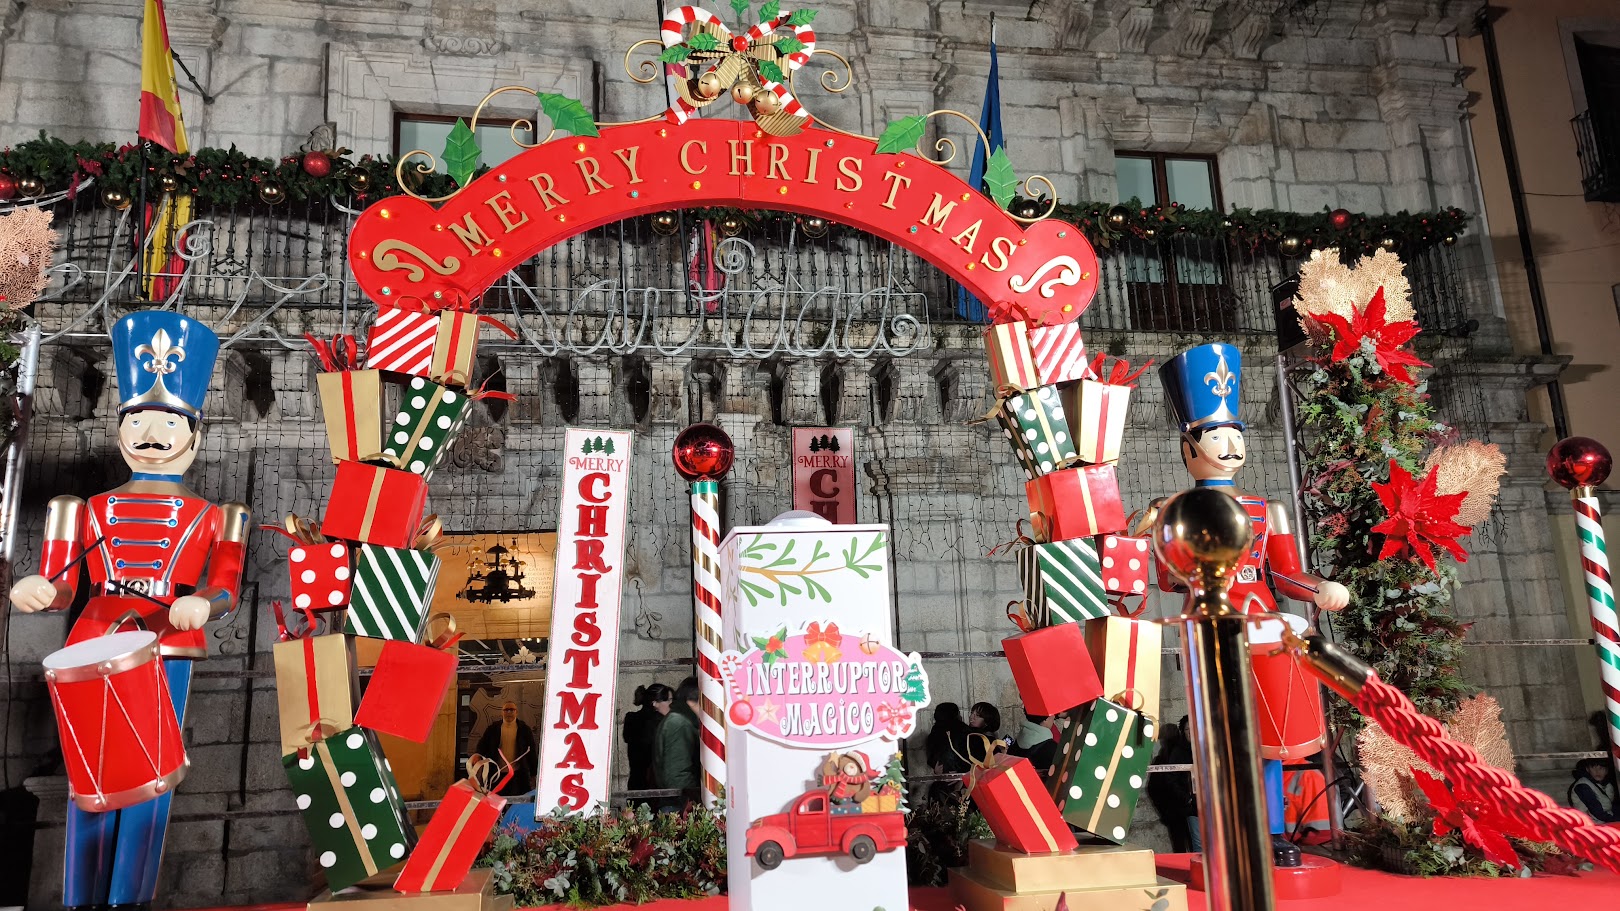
[43,630,189,812]
[1248,613,1326,761]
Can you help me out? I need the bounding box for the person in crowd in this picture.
[967,702,1003,764]
[1147,715,1197,853]
[1009,707,1058,785]
[926,702,970,774]
[650,681,701,811]
[1570,757,1618,823]
[622,684,663,807]
[470,700,537,796]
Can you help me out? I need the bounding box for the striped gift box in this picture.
[344,543,441,642]
[364,304,438,378]
[1019,538,1110,625]
[983,322,1039,390]
[1029,324,1092,385]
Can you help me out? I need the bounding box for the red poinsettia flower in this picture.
[1411,769,1520,869]
[1370,461,1470,572]
[1313,287,1431,385]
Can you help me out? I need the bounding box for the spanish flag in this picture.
[138,0,188,154]
[140,0,191,299]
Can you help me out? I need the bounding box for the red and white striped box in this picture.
[1029,324,1093,386]
[364,303,437,378]
[984,322,1039,390]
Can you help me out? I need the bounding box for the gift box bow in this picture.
[393,293,521,339]
[1084,353,1153,388]
[414,516,448,554]
[306,334,365,372]
[986,299,1032,325]
[272,598,323,642]
[422,612,464,651]
[987,520,1037,559]
[272,600,346,755]
[1005,599,1048,634]
[958,733,1012,792]
[264,513,327,546]
[466,749,527,798]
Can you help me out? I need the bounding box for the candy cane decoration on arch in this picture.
[657,5,817,135]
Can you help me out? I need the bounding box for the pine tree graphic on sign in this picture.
[603,438,616,456]
[827,434,841,452]
[808,435,822,453]
[902,659,926,703]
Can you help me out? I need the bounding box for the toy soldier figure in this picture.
[1154,342,1348,868]
[10,311,250,910]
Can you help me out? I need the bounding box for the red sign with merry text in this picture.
[791,427,855,524]
[347,119,1099,326]
[535,428,634,815]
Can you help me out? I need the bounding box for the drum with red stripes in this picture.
[43,631,189,812]
[1249,613,1326,761]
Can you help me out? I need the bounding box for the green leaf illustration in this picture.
[875,115,927,154]
[775,36,806,56]
[689,32,721,52]
[731,0,751,19]
[760,0,781,21]
[756,59,787,83]
[984,147,1017,211]
[536,92,600,138]
[441,118,482,189]
[786,9,818,25]
[658,44,692,63]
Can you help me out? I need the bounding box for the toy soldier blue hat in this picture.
[112,310,220,419]
[1159,342,1244,433]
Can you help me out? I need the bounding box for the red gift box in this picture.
[1002,621,1101,716]
[1097,534,1151,596]
[430,311,517,388]
[365,303,438,378]
[394,765,511,893]
[355,615,460,743]
[322,461,430,550]
[291,540,353,612]
[1025,464,1127,541]
[1029,324,1092,386]
[964,749,1079,854]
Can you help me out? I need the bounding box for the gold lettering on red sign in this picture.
[951,219,983,253]
[449,213,494,254]
[485,190,529,233]
[527,172,570,211]
[836,156,863,192]
[576,157,613,195]
[612,146,644,184]
[880,170,911,210]
[728,139,755,176]
[982,236,1016,272]
[767,143,792,180]
[803,146,823,184]
[920,193,957,232]
[680,140,708,174]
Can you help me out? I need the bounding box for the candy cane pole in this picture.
[673,424,735,808]
[1547,437,1620,764]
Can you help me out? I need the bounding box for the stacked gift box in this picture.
[268,302,517,897]
[954,312,1185,911]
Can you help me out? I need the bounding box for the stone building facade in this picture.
[0,1,1597,907]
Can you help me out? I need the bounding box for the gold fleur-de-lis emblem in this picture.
[1204,353,1235,400]
[135,329,186,377]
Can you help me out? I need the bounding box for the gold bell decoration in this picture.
[259,183,286,205]
[730,81,758,105]
[101,188,132,210]
[695,71,725,100]
[751,89,783,117]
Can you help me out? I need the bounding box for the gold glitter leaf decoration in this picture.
[1424,441,1508,528]
[1295,248,1414,327]
[1356,694,1514,822]
[0,206,58,311]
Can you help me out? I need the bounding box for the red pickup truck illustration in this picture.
[745,790,907,870]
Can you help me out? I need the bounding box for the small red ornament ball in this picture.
[1329,208,1352,231]
[0,174,16,201]
[673,422,735,482]
[728,699,754,727]
[301,151,332,178]
[1547,436,1612,490]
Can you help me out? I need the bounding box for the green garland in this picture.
[1,134,1468,254]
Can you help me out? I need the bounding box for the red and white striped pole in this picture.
[674,423,735,808]
[1547,437,1619,764]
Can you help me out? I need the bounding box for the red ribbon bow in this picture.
[271,599,320,642]
[876,702,911,737]
[987,299,1032,324]
[1085,352,1153,388]
[305,334,361,372]
[805,621,842,647]
[987,519,1037,558]
[467,375,518,403]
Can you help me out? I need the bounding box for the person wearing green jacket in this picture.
[650,679,701,811]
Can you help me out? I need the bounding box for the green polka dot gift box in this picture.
[1049,696,1156,845]
[997,385,1080,479]
[282,726,415,892]
[382,377,515,480]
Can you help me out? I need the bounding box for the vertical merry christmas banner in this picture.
[790,428,856,524]
[535,429,634,815]
[720,515,925,911]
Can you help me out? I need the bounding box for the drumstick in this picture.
[44,536,180,612]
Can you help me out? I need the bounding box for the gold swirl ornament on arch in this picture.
[371,240,462,282]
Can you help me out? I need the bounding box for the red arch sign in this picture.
[348,119,1099,325]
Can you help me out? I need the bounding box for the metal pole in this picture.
[1,324,42,564]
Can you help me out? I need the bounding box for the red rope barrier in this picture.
[1353,673,1620,873]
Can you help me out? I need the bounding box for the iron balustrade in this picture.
[27,195,1469,352]
[1573,108,1620,203]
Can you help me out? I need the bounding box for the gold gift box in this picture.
[309,867,509,911]
[952,865,1189,911]
[966,838,1158,892]
[1083,616,1163,721]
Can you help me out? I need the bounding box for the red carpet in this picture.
[203,857,1620,911]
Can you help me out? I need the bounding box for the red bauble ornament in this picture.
[1329,208,1352,231]
[728,699,754,727]
[1547,436,1612,490]
[301,150,333,178]
[0,174,17,201]
[673,422,735,482]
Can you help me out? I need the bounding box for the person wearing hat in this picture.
[1151,342,1349,868]
[10,311,251,911]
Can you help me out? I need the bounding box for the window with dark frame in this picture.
[1573,36,1620,202]
[1114,153,1236,333]
[392,112,537,178]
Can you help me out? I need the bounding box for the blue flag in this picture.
[958,41,1004,322]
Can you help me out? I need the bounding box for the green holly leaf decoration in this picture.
[786,9,818,25]
[875,115,928,155]
[441,118,481,189]
[688,32,721,52]
[984,147,1017,211]
[756,59,787,83]
[731,0,750,18]
[535,92,599,139]
[760,0,781,20]
[775,36,806,56]
[658,44,692,63]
